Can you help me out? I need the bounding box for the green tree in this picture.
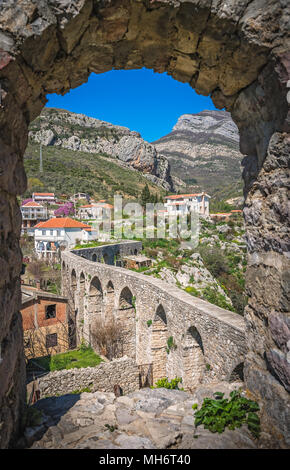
[141,183,151,207]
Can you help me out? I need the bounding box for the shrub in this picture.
[198,245,229,278]
[166,336,177,353]
[90,316,123,360]
[193,390,260,438]
[202,287,234,312]
[152,377,183,390]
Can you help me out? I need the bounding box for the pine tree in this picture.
[141,184,151,207]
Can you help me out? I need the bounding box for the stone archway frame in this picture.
[104,279,115,321]
[182,325,205,391]
[0,0,289,449]
[85,275,103,345]
[117,286,136,359]
[152,304,168,384]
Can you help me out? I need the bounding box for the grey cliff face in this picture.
[173,111,240,144]
[153,110,243,196]
[29,108,173,190]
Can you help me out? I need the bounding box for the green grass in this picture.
[28,345,103,372]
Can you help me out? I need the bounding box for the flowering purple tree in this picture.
[22,198,33,205]
[54,202,75,217]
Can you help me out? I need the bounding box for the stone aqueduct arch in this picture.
[0,0,289,448]
[61,249,247,394]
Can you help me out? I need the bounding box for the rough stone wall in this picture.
[0,0,289,448]
[37,357,139,398]
[62,249,246,388]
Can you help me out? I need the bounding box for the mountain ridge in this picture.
[153,110,244,201]
[29,108,173,191]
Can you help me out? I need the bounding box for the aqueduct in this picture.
[0,0,289,448]
[61,245,246,390]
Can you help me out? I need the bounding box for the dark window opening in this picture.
[45,304,56,319]
[46,333,57,348]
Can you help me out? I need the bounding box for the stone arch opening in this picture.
[104,280,115,321]
[117,286,136,359]
[182,326,205,391]
[92,253,97,262]
[229,362,244,383]
[68,268,78,348]
[77,271,86,346]
[152,304,168,384]
[0,0,289,448]
[85,276,103,346]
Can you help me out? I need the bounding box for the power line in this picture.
[40,144,43,173]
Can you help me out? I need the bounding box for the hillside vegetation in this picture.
[24,141,166,202]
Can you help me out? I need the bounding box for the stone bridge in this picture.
[62,244,246,392]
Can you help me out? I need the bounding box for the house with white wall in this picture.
[164,192,211,217]
[78,202,113,220]
[32,192,56,204]
[33,217,97,259]
[21,201,48,234]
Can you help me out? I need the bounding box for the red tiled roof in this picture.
[231,210,242,213]
[165,193,203,200]
[80,205,93,208]
[33,193,55,196]
[34,217,91,229]
[22,201,42,207]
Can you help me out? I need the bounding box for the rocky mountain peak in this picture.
[172,110,239,145]
[153,110,243,199]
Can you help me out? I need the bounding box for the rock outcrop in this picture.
[29,108,173,190]
[153,110,243,196]
[20,383,262,450]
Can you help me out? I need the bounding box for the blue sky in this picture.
[46,68,217,142]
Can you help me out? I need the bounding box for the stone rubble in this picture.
[20,382,264,450]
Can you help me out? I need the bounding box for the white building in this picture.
[71,193,89,202]
[32,192,56,204]
[33,217,98,259]
[78,202,113,220]
[21,201,48,234]
[164,192,211,217]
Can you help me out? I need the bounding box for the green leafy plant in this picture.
[193,390,260,438]
[105,424,118,432]
[166,336,177,354]
[151,377,183,390]
[147,319,152,327]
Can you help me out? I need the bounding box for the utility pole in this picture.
[39,144,43,173]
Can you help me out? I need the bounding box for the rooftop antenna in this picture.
[39,144,43,173]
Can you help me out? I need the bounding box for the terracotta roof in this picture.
[165,193,200,199]
[33,192,55,196]
[165,192,210,200]
[34,217,91,229]
[231,210,242,213]
[22,201,42,207]
[80,205,93,208]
